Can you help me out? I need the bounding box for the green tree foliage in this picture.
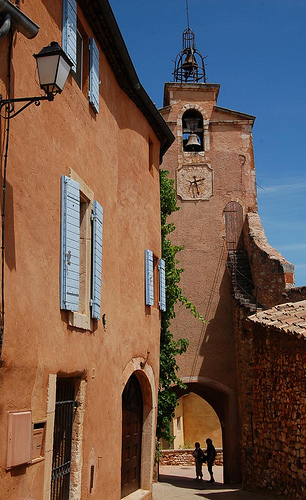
[157,170,204,443]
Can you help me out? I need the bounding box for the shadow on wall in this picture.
[3,180,16,270]
[199,269,234,381]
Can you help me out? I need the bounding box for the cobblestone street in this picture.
[153,466,288,500]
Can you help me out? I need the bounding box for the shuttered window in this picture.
[91,201,103,320]
[145,249,154,306]
[60,174,103,325]
[159,259,166,311]
[60,176,80,311]
[62,0,77,70]
[89,37,100,113]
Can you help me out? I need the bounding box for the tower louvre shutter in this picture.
[89,37,100,113]
[159,258,166,311]
[62,0,77,70]
[91,200,103,320]
[60,176,80,311]
[145,249,154,306]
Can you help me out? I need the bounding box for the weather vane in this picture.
[186,0,190,29]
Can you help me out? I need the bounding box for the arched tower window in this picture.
[182,109,204,152]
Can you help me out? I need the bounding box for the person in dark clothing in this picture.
[205,438,216,483]
[192,442,204,480]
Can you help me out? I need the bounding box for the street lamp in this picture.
[0,41,72,118]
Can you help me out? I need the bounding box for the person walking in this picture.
[205,438,216,483]
[192,442,204,481]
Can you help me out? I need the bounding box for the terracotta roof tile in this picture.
[249,301,306,338]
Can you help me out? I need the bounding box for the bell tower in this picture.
[160,9,258,484]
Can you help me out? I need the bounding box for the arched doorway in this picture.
[121,373,143,498]
[224,201,244,250]
[171,393,222,450]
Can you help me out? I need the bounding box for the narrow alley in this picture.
[153,466,288,500]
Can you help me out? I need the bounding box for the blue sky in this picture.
[110,0,306,286]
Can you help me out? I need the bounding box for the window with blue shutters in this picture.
[62,0,77,70]
[145,250,154,306]
[60,172,103,329]
[89,37,100,113]
[91,201,103,320]
[159,259,166,311]
[60,176,80,311]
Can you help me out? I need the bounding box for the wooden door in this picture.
[121,374,143,498]
[224,201,244,250]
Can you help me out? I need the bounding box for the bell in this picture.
[182,53,196,70]
[185,133,201,151]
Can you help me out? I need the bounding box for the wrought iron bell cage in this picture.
[173,28,206,83]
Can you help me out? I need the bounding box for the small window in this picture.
[145,251,166,311]
[72,28,83,89]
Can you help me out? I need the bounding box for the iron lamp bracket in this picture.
[0,93,54,119]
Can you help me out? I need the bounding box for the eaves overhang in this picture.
[78,0,174,160]
[214,106,256,122]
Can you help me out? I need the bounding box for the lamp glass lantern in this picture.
[34,41,73,99]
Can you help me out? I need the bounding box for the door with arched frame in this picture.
[121,373,143,498]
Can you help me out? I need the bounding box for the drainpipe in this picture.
[0,12,10,39]
[0,0,39,39]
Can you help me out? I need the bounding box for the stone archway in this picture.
[172,392,222,450]
[174,376,241,484]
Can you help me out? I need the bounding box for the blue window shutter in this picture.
[62,0,77,70]
[145,249,154,306]
[60,175,80,311]
[89,37,100,113]
[91,201,103,320]
[159,259,166,311]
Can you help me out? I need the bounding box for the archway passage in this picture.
[172,393,222,450]
[174,379,241,484]
[224,201,244,250]
[121,373,143,498]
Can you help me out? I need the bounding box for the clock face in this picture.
[176,164,213,200]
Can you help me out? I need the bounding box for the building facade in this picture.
[0,1,173,499]
[159,27,297,486]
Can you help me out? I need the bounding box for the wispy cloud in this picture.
[294,264,306,270]
[277,243,306,251]
[258,182,306,195]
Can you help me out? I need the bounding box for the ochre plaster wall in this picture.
[0,2,162,499]
[180,393,222,449]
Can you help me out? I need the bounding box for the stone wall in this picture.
[232,300,255,484]
[282,286,306,304]
[244,213,294,308]
[159,449,223,466]
[248,323,306,499]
